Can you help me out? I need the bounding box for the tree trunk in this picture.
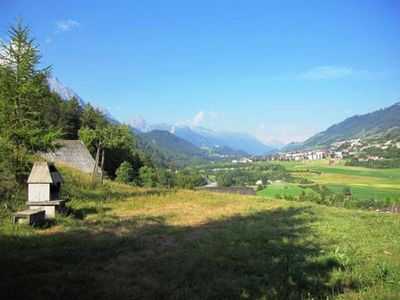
[99,149,105,184]
[91,146,100,184]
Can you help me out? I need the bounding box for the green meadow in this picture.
[257,182,320,200]
[0,166,400,299]
[257,160,400,203]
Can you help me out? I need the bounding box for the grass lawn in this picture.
[0,167,400,299]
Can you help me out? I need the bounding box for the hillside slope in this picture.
[143,130,206,157]
[1,166,399,299]
[137,130,211,167]
[288,102,400,150]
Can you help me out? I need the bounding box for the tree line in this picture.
[0,19,205,198]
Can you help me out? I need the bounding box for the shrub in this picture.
[115,161,134,184]
[176,170,206,189]
[138,166,157,187]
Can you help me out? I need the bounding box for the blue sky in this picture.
[1,0,400,143]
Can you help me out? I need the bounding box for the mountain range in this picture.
[283,102,400,151]
[48,77,277,168]
[49,77,277,156]
[48,77,400,159]
[129,117,276,155]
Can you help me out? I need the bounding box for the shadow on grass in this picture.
[68,206,112,220]
[0,206,344,300]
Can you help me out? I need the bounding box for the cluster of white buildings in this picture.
[273,150,326,161]
[231,157,254,163]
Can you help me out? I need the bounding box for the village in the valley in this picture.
[231,138,400,164]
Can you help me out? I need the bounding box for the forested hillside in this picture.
[285,102,400,150]
[141,130,210,166]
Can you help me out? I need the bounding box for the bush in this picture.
[176,170,206,189]
[115,161,135,184]
[138,166,157,187]
[156,169,175,188]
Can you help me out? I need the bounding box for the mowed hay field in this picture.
[259,160,400,202]
[0,167,399,299]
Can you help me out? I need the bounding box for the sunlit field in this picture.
[257,159,400,202]
[1,166,399,299]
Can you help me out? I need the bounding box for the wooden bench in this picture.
[11,209,46,225]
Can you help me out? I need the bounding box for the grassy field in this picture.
[257,182,305,198]
[1,166,400,299]
[258,160,400,203]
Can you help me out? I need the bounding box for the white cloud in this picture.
[55,19,80,33]
[258,123,266,130]
[45,37,52,43]
[191,111,205,125]
[188,110,220,126]
[296,66,354,80]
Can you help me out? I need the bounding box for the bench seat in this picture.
[11,209,45,225]
[26,199,67,218]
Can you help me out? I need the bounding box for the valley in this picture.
[197,159,400,208]
[1,9,400,300]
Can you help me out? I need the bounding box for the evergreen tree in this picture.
[81,103,106,130]
[0,19,60,182]
[59,97,82,139]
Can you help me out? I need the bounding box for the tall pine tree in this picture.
[0,19,60,182]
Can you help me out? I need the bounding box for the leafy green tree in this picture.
[115,161,134,184]
[216,172,235,187]
[79,124,134,184]
[138,166,157,187]
[0,19,60,182]
[176,170,206,189]
[156,169,175,188]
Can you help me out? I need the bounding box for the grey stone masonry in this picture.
[27,199,67,218]
[11,209,45,225]
[41,140,97,173]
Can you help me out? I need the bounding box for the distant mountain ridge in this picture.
[48,77,85,106]
[48,77,278,157]
[142,130,208,160]
[283,102,400,151]
[129,117,276,155]
[48,76,120,124]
